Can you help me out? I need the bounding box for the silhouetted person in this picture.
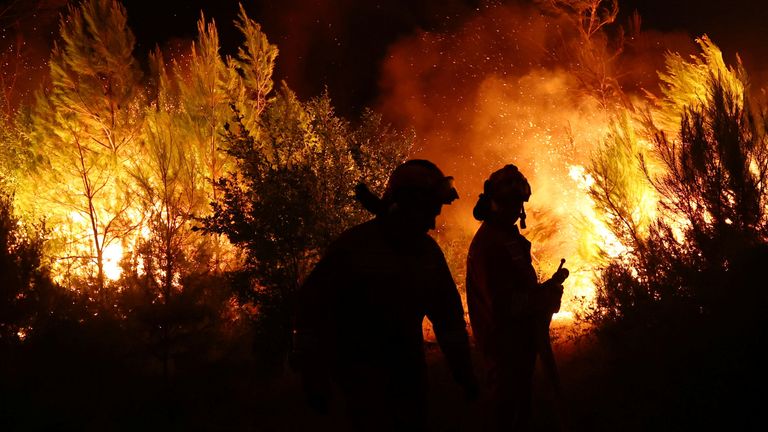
[293,160,477,431]
[466,164,568,432]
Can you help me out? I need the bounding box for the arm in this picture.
[537,263,569,315]
[292,243,344,412]
[425,245,477,397]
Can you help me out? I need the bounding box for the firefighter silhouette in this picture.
[293,160,477,431]
[466,164,569,432]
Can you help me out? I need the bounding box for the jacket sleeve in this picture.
[293,241,344,366]
[466,244,493,350]
[292,240,349,404]
[424,243,476,388]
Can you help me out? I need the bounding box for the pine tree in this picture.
[128,51,206,300]
[588,37,768,338]
[540,0,626,108]
[653,36,744,133]
[228,3,278,130]
[173,13,233,206]
[587,111,657,258]
[27,0,143,294]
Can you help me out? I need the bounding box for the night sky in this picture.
[2,0,767,116]
[125,0,768,115]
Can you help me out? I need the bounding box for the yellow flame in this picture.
[102,242,123,281]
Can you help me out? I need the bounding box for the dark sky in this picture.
[3,0,768,116]
[121,0,768,115]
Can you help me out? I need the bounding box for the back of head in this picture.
[473,164,531,223]
[355,159,459,216]
[383,159,459,207]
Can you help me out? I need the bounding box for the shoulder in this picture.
[469,223,531,261]
[421,232,444,255]
[469,222,503,254]
[332,218,382,248]
[503,231,530,250]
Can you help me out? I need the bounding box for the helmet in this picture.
[383,159,459,206]
[473,164,531,227]
[483,164,531,203]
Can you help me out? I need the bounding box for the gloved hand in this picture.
[538,267,568,314]
[551,267,569,285]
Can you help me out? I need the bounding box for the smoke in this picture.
[376,2,697,314]
[0,0,66,113]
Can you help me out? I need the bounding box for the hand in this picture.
[551,267,569,285]
[540,268,567,314]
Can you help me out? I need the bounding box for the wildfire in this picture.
[378,4,738,327]
[2,0,750,334]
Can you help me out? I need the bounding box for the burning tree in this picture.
[540,0,629,108]
[8,1,280,299]
[26,0,143,294]
[0,0,414,372]
[123,4,279,300]
[587,37,768,326]
[582,37,768,427]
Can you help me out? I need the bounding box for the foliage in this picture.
[653,36,745,133]
[587,111,657,256]
[229,3,278,130]
[202,87,412,368]
[0,191,58,345]
[585,39,768,427]
[26,0,143,293]
[539,0,626,108]
[0,113,31,192]
[588,35,768,324]
[6,0,281,295]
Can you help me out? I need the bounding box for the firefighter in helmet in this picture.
[293,159,477,430]
[466,164,569,431]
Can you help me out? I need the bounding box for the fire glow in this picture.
[2,0,748,329]
[378,1,740,325]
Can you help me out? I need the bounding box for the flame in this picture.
[102,242,123,281]
[378,2,693,326]
[6,1,745,333]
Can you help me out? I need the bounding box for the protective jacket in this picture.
[466,221,539,352]
[295,217,474,400]
[466,220,541,431]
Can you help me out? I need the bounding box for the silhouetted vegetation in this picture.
[201,90,411,372]
[583,70,768,429]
